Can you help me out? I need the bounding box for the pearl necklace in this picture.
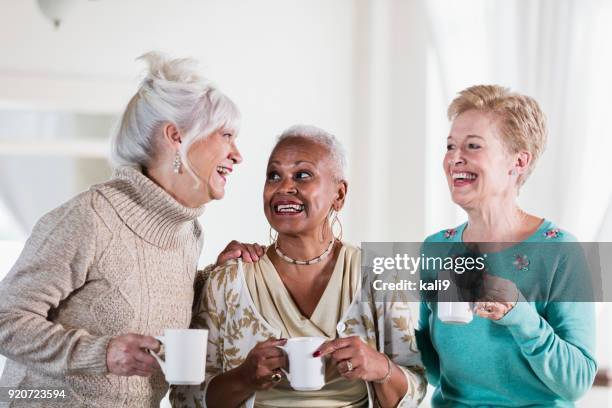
[274,239,335,265]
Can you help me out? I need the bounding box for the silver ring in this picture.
[346,359,353,372]
[271,372,282,383]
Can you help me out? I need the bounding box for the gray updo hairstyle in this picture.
[111,51,241,175]
[276,125,346,181]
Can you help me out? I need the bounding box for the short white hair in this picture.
[111,51,241,175]
[276,125,346,180]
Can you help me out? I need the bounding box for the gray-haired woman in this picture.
[0,52,242,407]
[172,125,426,408]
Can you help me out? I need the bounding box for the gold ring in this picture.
[346,359,353,372]
[271,372,282,383]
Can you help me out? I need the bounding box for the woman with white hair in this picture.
[172,125,427,408]
[0,52,242,407]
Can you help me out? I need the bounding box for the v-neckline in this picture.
[262,245,346,324]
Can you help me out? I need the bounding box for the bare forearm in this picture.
[373,362,408,408]
[206,366,255,408]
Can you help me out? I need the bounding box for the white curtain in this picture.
[345,0,430,243]
[423,0,612,241]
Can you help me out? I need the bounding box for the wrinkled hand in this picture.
[237,338,287,391]
[106,334,161,377]
[474,274,520,320]
[215,240,266,266]
[315,336,389,382]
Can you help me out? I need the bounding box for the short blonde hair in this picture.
[447,85,547,185]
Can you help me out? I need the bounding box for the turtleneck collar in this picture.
[94,166,205,249]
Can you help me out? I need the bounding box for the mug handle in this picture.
[274,345,290,381]
[148,335,166,376]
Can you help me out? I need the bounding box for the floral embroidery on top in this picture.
[170,248,428,408]
[444,228,457,239]
[544,228,563,239]
[513,254,530,271]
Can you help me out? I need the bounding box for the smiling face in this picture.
[264,137,346,238]
[187,128,242,203]
[444,110,518,209]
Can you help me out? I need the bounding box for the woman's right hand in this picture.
[237,338,287,391]
[215,240,266,266]
[106,334,161,377]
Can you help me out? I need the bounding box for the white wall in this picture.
[0,0,356,265]
[347,0,429,242]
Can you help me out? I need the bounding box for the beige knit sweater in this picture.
[0,166,205,407]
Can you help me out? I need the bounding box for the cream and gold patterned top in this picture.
[171,243,427,408]
[246,245,367,407]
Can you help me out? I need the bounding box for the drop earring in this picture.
[173,151,182,174]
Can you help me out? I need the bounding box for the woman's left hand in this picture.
[315,336,389,382]
[474,274,520,320]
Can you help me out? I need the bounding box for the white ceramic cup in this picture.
[149,329,208,385]
[276,337,326,391]
[437,270,473,324]
[437,302,473,324]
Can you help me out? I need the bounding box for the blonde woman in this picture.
[416,85,597,407]
[0,52,242,407]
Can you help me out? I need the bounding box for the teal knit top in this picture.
[416,220,597,407]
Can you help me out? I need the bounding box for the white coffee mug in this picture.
[149,329,208,385]
[436,269,474,324]
[437,302,473,324]
[276,337,326,391]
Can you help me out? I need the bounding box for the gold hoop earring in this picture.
[269,226,278,245]
[330,210,343,241]
[318,210,329,243]
[324,209,335,242]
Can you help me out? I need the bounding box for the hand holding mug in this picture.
[237,338,287,391]
[315,336,389,382]
[149,329,208,385]
[475,274,519,320]
[106,333,161,377]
